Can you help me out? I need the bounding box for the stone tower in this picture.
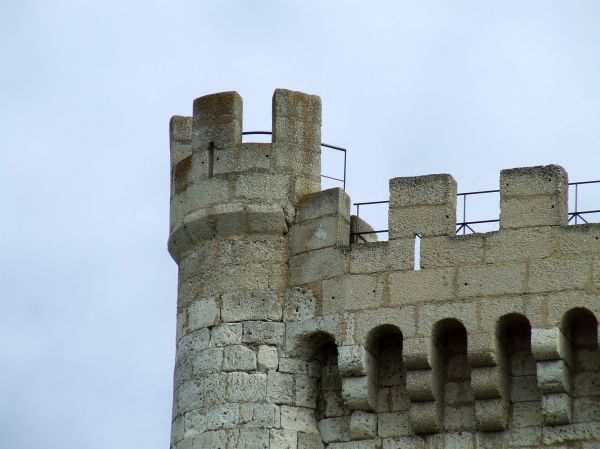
[168,90,600,449]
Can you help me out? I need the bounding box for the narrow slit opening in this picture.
[414,233,421,271]
[208,141,215,177]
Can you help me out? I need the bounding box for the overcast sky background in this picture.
[1,1,600,448]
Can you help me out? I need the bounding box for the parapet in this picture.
[168,89,322,262]
[168,90,600,449]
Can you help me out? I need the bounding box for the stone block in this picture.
[355,306,416,344]
[187,297,220,331]
[501,165,567,197]
[234,429,270,449]
[296,188,350,223]
[531,327,570,362]
[511,401,543,427]
[172,415,185,443]
[390,386,411,412]
[573,371,600,397]
[184,409,207,437]
[295,375,317,408]
[573,396,600,423]
[428,432,474,449]
[420,234,484,269]
[284,288,317,322]
[349,240,413,274]
[280,406,318,433]
[553,224,600,257]
[443,405,475,431]
[403,337,432,370]
[240,403,280,428]
[510,375,541,402]
[500,195,567,229]
[206,403,239,430]
[382,436,425,449]
[223,345,257,371]
[342,376,376,410]
[192,91,242,150]
[324,390,347,418]
[350,411,378,439]
[388,204,456,240]
[270,429,298,449]
[202,373,228,407]
[226,372,267,402]
[297,432,324,449]
[474,398,508,431]
[247,203,289,235]
[289,215,349,254]
[210,323,243,347]
[257,345,279,370]
[471,366,505,399]
[192,429,228,449]
[177,328,210,359]
[536,360,570,394]
[408,401,441,434]
[457,263,526,298]
[445,381,474,405]
[337,345,369,377]
[234,174,290,202]
[510,350,537,376]
[317,417,350,443]
[377,411,410,438]
[278,358,310,375]
[389,267,455,305]
[542,422,600,445]
[528,258,591,293]
[485,227,552,263]
[267,371,295,405]
[193,348,223,375]
[542,392,572,425]
[417,301,478,335]
[499,165,567,229]
[289,246,348,286]
[213,203,248,238]
[221,291,282,322]
[389,174,457,208]
[406,369,436,402]
[243,321,285,345]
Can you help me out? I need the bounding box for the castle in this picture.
[167,89,600,449]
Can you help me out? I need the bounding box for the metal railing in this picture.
[569,180,600,224]
[351,179,600,238]
[242,131,347,191]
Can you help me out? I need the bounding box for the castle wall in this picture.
[168,90,600,449]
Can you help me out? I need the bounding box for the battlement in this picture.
[168,89,322,263]
[168,90,600,449]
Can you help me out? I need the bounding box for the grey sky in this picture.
[1,1,599,448]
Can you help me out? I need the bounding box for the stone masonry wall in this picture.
[168,90,600,449]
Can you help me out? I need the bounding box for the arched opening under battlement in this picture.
[561,307,599,350]
[432,318,474,431]
[300,331,351,444]
[496,313,542,428]
[561,308,600,405]
[365,325,406,416]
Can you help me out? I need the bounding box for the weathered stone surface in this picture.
[222,291,282,322]
[170,93,600,448]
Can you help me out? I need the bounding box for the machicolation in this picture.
[168,89,600,449]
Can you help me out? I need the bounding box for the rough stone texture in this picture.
[169,90,600,448]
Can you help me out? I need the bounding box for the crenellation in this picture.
[388,174,457,240]
[168,90,600,448]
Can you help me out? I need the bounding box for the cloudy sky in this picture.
[1,1,599,448]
